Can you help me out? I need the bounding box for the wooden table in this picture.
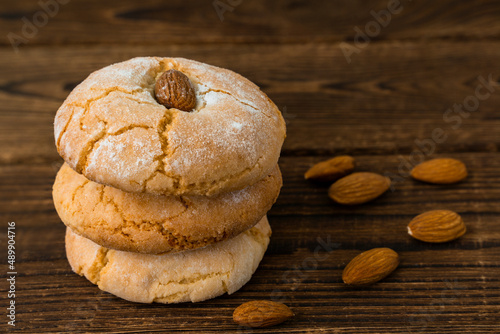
[1,0,499,332]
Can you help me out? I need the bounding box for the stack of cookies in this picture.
[52,57,286,303]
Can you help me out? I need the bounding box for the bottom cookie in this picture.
[65,216,271,304]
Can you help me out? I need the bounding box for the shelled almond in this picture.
[411,158,467,184]
[305,155,355,182]
[328,172,391,205]
[233,300,294,328]
[342,248,400,285]
[408,210,466,243]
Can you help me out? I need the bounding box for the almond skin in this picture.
[154,69,196,111]
[328,172,391,205]
[342,248,399,285]
[411,158,467,184]
[233,300,294,328]
[305,155,355,182]
[408,210,466,243]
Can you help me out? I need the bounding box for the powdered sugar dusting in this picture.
[178,59,264,111]
[203,91,222,106]
[55,56,285,195]
[223,185,252,205]
[231,122,243,130]
[86,128,162,192]
[164,90,265,185]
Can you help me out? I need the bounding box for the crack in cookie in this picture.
[65,216,271,304]
[53,162,281,254]
[55,57,285,196]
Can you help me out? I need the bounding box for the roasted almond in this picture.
[342,248,399,285]
[305,155,355,182]
[155,69,197,111]
[408,210,466,243]
[328,172,391,205]
[411,158,467,184]
[233,300,294,328]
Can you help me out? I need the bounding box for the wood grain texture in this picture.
[1,153,500,332]
[1,42,499,164]
[1,0,500,333]
[1,0,500,46]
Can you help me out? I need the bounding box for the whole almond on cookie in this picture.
[305,155,355,182]
[411,158,467,184]
[342,248,399,285]
[155,69,196,111]
[328,172,391,205]
[408,210,466,243]
[233,300,294,328]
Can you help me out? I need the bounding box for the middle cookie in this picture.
[53,163,281,254]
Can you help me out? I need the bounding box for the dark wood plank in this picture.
[6,250,500,333]
[2,152,500,217]
[3,214,500,333]
[1,153,499,332]
[1,42,500,164]
[1,0,500,48]
[2,1,500,332]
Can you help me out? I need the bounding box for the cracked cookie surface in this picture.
[53,163,281,254]
[65,216,271,304]
[54,57,286,196]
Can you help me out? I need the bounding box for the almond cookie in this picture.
[53,163,281,254]
[65,216,271,304]
[54,57,286,196]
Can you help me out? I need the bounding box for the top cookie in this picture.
[54,57,286,196]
